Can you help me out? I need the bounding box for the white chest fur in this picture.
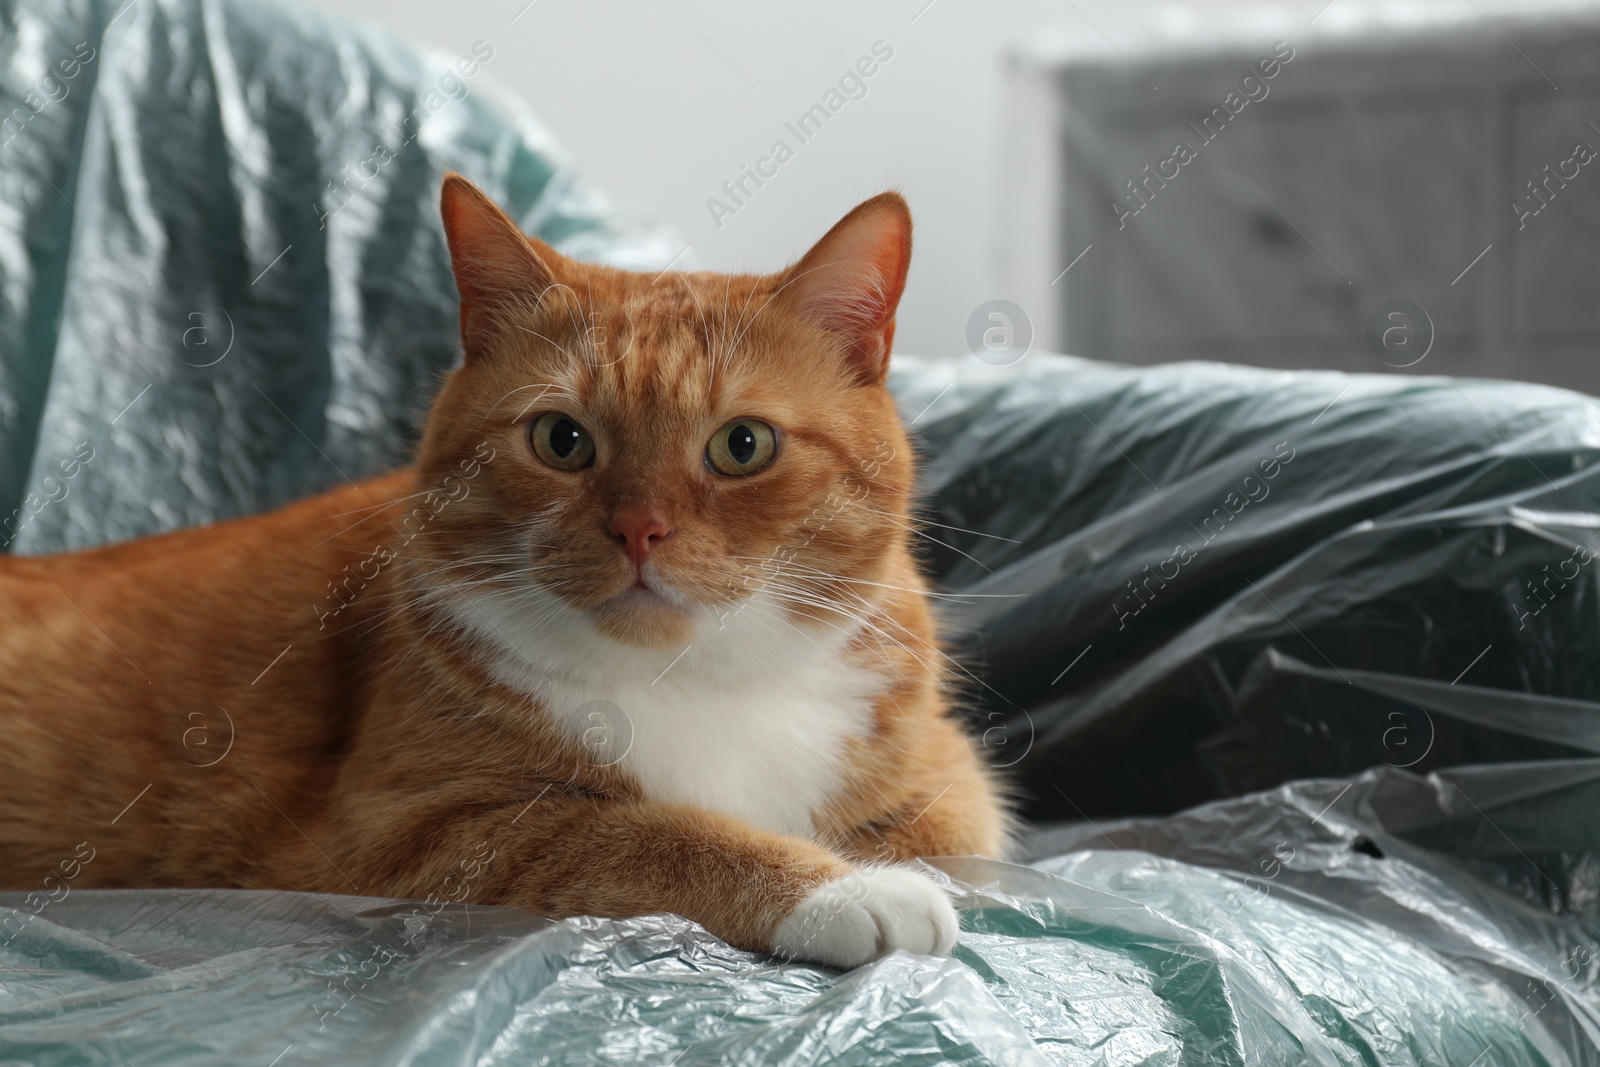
[443,586,889,838]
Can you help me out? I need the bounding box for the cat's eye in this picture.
[706,419,777,477]
[529,412,596,470]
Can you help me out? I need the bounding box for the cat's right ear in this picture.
[777,192,912,387]
[440,174,559,359]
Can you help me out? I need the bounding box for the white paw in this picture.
[771,866,960,970]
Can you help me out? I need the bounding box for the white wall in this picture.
[313,0,1398,356]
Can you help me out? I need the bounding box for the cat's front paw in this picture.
[771,866,959,970]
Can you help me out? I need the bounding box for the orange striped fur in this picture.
[0,176,1011,968]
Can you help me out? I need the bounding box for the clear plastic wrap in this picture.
[6,769,1598,1067]
[4,0,1600,1062]
[0,0,682,554]
[893,354,1600,828]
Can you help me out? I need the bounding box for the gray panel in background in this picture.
[1003,1,1600,394]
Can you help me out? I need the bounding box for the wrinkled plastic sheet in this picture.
[9,355,1599,1064]
[0,0,681,554]
[5,0,1600,1062]
[3,766,1598,1066]
[893,354,1600,825]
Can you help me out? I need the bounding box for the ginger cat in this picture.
[0,176,1010,969]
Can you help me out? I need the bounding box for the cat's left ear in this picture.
[440,173,561,359]
[779,193,912,386]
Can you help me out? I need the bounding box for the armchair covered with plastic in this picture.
[1,2,1598,1064]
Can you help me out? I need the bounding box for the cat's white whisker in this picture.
[728,555,1021,603]
[850,501,1024,546]
[837,499,993,574]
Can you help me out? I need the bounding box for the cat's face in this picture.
[411,176,915,651]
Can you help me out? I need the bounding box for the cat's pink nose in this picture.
[609,509,674,570]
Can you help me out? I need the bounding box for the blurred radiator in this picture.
[997,1,1600,393]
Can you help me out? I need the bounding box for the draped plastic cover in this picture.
[15,356,1600,1064]
[897,355,1600,821]
[0,0,681,554]
[4,0,1600,1063]
[2,776,1597,1067]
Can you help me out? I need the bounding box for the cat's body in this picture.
[0,178,1010,968]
